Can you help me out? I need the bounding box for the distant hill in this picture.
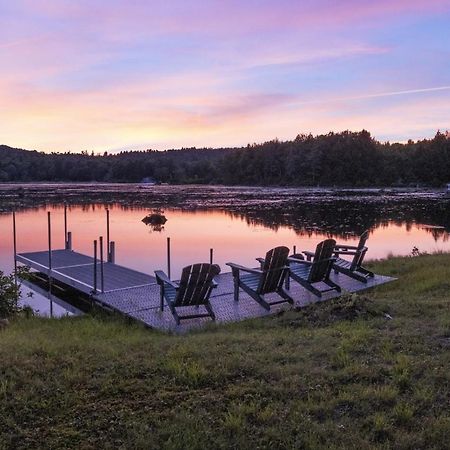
[1,130,449,186]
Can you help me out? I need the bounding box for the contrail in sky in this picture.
[291,85,450,107]
[350,85,450,100]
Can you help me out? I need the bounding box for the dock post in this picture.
[106,209,110,261]
[67,232,72,250]
[47,211,53,316]
[93,240,98,294]
[167,237,171,278]
[210,248,213,264]
[99,236,104,293]
[12,211,18,298]
[48,212,52,271]
[64,203,68,249]
[109,241,115,264]
[293,245,296,255]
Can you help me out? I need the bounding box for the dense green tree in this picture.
[1,130,449,186]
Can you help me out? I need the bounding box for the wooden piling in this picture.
[106,209,110,261]
[12,211,18,296]
[167,237,171,278]
[93,240,98,294]
[47,211,53,315]
[64,204,68,249]
[100,236,104,293]
[109,241,115,263]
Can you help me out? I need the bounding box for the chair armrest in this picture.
[255,257,265,269]
[334,250,359,256]
[288,257,313,265]
[335,244,358,251]
[226,262,263,275]
[335,246,367,256]
[154,270,179,289]
[322,257,337,264]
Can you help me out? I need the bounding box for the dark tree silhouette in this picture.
[1,130,449,186]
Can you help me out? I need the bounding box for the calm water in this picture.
[1,201,449,315]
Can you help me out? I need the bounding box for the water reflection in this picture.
[1,201,449,315]
[2,203,450,272]
[228,199,450,242]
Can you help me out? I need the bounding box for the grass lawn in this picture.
[1,254,449,449]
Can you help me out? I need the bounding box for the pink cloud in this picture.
[13,0,450,39]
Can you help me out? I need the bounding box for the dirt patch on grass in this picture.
[284,294,390,328]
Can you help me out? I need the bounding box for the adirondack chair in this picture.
[289,239,341,297]
[226,246,293,311]
[155,263,221,325]
[332,230,374,282]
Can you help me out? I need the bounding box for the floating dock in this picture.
[13,208,395,332]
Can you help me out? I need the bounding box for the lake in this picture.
[1,184,449,315]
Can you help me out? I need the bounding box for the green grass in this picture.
[1,254,450,449]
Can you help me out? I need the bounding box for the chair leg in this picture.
[359,267,374,278]
[326,279,341,292]
[295,278,322,297]
[167,302,180,325]
[278,288,294,304]
[234,278,240,302]
[160,289,164,311]
[253,294,270,311]
[205,302,216,321]
[285,274,290,290]
[336,267,369,283]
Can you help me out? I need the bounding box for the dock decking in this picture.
[17,248,395,332]
[17,249,155,294]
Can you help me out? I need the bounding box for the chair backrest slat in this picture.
[175,263,220,307]
[259,246,289,294]
[357,230,369,250]
[309,239,336,282]
[351,230,369,270]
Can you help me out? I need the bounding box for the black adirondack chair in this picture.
[289,239,341,297]
[333,230,374,282]
[226,246,293,311]
[155,263,221,325]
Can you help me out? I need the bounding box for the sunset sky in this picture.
[1,0,449,153]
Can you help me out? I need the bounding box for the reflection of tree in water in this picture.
[8,191,450,242]
[421,226,449,242]
[224,199,450,242]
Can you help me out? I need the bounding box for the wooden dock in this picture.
[17,248,394,332]
[17,249,155,295]
[13,208,395,332]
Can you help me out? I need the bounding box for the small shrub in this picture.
[0,271,20,319]
[0,267,29,319]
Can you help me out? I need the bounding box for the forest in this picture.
[1,130,449,186]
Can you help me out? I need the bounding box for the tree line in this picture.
[1,130,449,186]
